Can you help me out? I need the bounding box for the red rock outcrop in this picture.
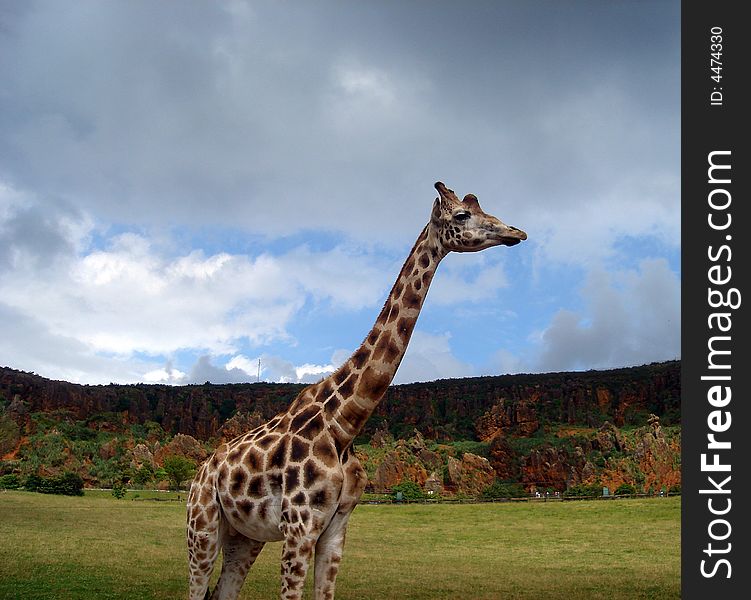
[445,452,496,496]
[476,395,541,440]
[370,445,428,493]
[218,411,265,443]
[153,433,207,466]
[487,434,520,481]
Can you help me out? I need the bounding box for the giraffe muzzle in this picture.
[491,225,527,246]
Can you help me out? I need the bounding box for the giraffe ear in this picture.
[462,194,481,212]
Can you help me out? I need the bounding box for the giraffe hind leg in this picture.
[209,524,265,600]
[313,508,351,600]
[187,471,222,600]
[314,451,367,600]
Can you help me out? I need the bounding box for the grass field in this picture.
[0,491,680,599]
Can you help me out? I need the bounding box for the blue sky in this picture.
[0,1,680,385]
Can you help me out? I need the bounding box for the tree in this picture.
[162,455,196,491]
[130,464,155,488]
[111,482,127,499]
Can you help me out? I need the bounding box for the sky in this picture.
[0,0,680,386]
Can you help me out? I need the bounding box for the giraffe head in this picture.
[430,181,527,252]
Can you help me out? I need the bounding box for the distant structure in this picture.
[186,182,527,599]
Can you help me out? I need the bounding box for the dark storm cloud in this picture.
[0,1,679,247]
[186,355,252,384]
[0,198,80,270]
[0,1,681,383]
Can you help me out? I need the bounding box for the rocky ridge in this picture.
[0,362,680,495]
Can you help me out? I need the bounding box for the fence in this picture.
[357,491,681,505]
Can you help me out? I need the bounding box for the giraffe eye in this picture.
[454,212,471,222]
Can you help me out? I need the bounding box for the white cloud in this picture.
[535,259,680,372]
[184,332,473,387]
[186,355,254,385]
[0,189,398,362]
[429,253,509,305]
[485,348,525,376]
[335,63,397,108]
[281,245,392,310]
[184,352,343,385]
[295,363,335,381]
[394,330,474,384]
[0,3,676,251]
[0,302,159,385]
[1,181,515,385]
[143,363,186,384]
[225,354,258,375]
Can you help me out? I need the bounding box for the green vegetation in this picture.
[0,413,20,456]
[0,491,680,599]
[391,480,426,501]
[131,463,157,488]
[111,482,127,499]
[482,480,527,500]
[162,455,196,491]
[615,483,638,496]
[440,439,490,458]
[1,363,682,500]
[0,473,22,489]
[84,488,186,501]
[23,472,85,496]
[564,483,604,498]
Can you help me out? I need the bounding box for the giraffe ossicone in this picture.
[186,182,527,599]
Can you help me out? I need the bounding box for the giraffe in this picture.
[186,182,527,600]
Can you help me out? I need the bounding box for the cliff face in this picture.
[0,362,680,494]
[0,361,680,443]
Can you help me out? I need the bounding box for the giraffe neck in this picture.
[324,224,446,447]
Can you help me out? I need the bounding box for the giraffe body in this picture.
[186,182,526,599]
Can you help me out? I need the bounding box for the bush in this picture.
[564,483,603,498]
[481,480,527,500]
[391,480,425,501]
[0,473,21,489]
[111,482,127,499]
[24,472,84,496]
[615,483,637,496]
[23,473,44,492]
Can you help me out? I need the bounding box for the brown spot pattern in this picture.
[290,438,308,462]
[299,413,324,440]
[358,366,390,401]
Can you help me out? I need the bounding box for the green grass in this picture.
[84,489,186,501]
[0,491,679,599]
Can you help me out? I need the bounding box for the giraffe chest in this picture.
[214,430,345,542]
